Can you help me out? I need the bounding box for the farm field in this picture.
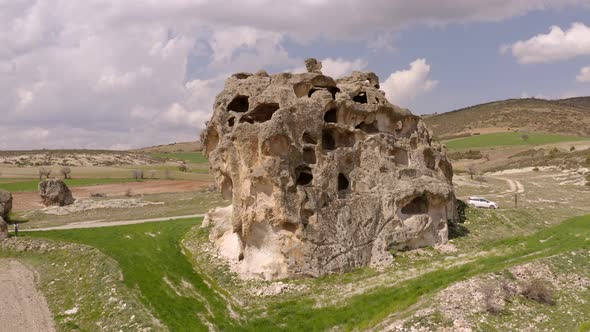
[444,131,590,150]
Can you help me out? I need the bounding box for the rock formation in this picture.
[0,217,7,240]
[39,179,75,206]
[0,189,12,220]
[201,59,456,280]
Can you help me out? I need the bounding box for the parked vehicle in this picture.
[468,196,499,209]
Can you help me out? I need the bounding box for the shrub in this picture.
[60,166,72,179]
[570,146,576,152]
[520,279,554,305]
[164,169,173,180]
[178,164,189,172]
[532,167,540,171]
[90,192,106,198]
[125,188,133,197]
[148,170,157,179]
[38,167,51,180]
[480,283,502,315]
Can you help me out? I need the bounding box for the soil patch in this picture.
[0,259,55,332]
[12,180,209,211]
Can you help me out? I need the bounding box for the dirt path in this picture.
[0,259,56,332]
[12,179,209,211]
[26,213,205,232]
[495,177,525,194]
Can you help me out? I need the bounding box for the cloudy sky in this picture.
[2,1,590,150]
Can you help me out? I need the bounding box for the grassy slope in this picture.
[26,214,590,331]
[424,97,590,139]
[444,132,590,150]
[0,178,144,192]
[27,218,238,332]
[150,152,208,164]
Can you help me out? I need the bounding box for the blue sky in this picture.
[2,1,590,149]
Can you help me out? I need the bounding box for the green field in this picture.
[151,152,208,164]
[444,132,590,150]
[0,178,143,192]
[23,213,590,331]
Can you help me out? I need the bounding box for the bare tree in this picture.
[164,169,173,180]
[521,134,529,142]
[60,166,72,179]
[131,169,144,180]
[38,167,52,180]
[148,170,157,179]
[467,164,477,180]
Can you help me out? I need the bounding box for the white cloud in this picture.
[504,22,590,64]
[321,58,368,78]
[576,66,590,83]
[380,58,438,107]
[0,1,587,149]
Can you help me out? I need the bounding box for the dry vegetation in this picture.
[424,97,590,140]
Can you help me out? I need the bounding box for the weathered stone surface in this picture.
[201,59,456,280]
[0,189,12,220]
[39,179,75,207]
[0,217,7,240]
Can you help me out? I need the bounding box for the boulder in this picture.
[39,179,75,206]
[0,217,7,240]
[201,59,456,280]
[0,189,12,219]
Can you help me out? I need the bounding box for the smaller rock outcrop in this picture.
[0,189,12,220]
[39,179,75,206]
[0,217,8,240]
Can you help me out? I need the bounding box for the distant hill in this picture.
[423,97,590,140]
[133,141,202,153]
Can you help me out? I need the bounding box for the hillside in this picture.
[424,97,590,139]
[133,141,202,153]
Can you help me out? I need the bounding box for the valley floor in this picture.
[1,167,589,331]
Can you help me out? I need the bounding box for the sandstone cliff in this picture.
[202,59,456,280]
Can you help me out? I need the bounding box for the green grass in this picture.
[26,218,238,332]
[151,152,208,164]
[0,178,144,192]
[26,214,590,331]
[444,132,590,150]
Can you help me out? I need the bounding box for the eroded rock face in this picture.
[0,189,12,220]
[0,217,7,240]
[202,59,456,280]
[39,179,75,206]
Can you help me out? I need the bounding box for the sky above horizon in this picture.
[2,1,590,150]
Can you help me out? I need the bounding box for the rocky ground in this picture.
[0,151,157,167]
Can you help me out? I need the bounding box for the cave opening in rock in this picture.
[302,147,316,164]
[308,87,320,98]
[392,148,409,166]
[296,165,313,186]
[227,117,235,127]
[241,102,280,123]
[338,173,349,191]
[227,95,249,113]
[424,149,436,170]
[355,121,379,134]
[324,108,337,123]
[401,196,428,214]
[353,92,368,104]
[221,176,233,200]
[322,130,336,150]
[293,82,312,98]
[328,87,340,99]
[302,132,317,144]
